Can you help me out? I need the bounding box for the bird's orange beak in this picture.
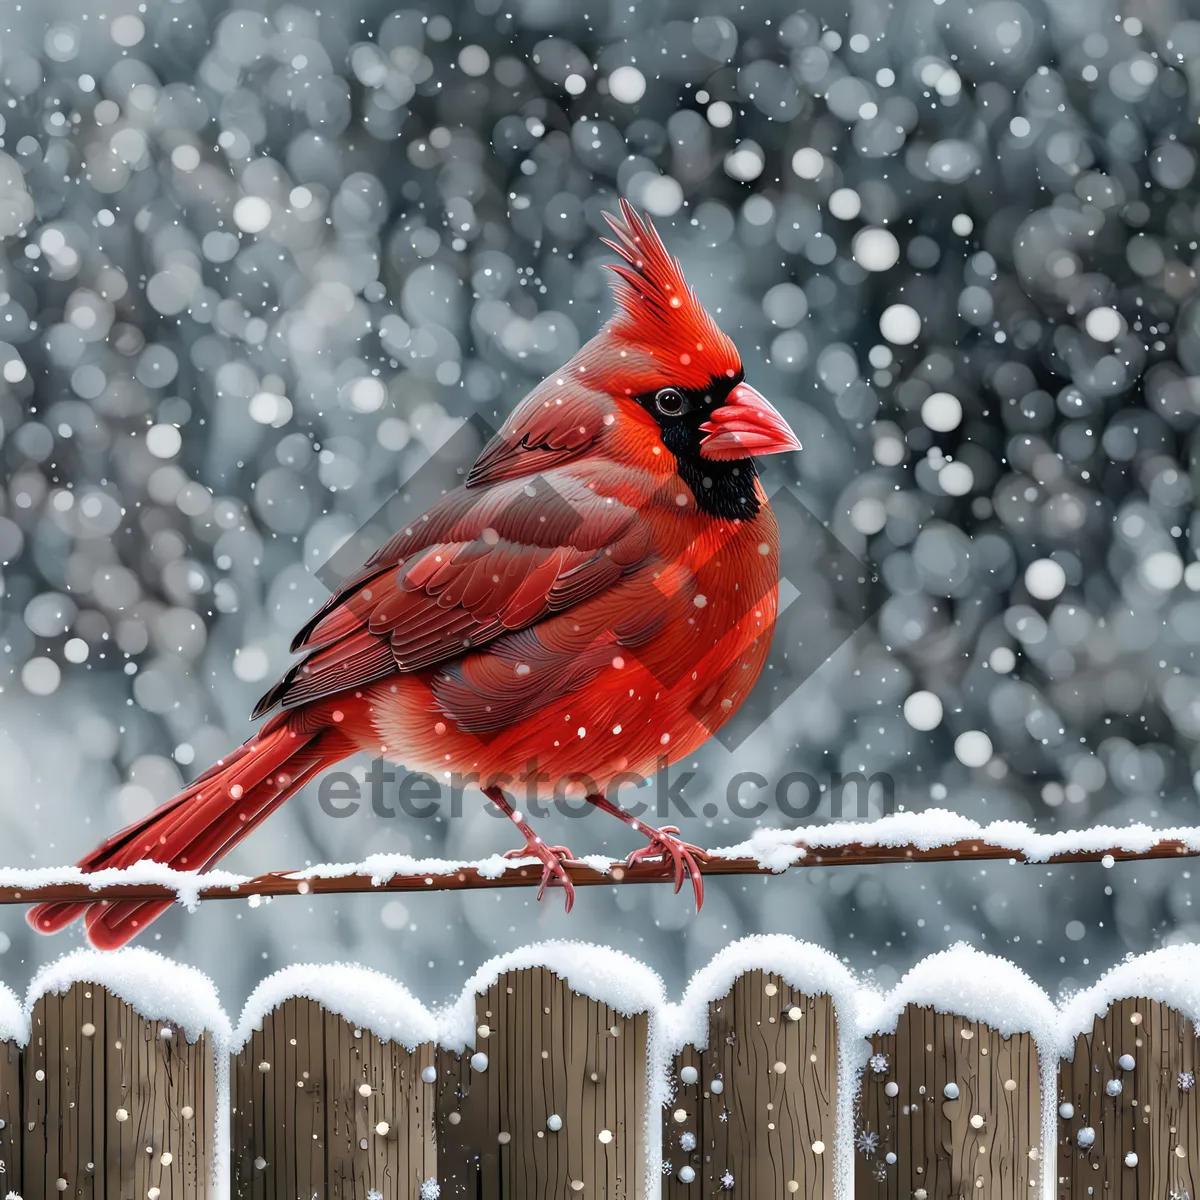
[699,384,803,461]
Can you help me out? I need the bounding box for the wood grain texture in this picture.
[0,1035,18,1190]
[663,970,838,1197]
[1057,996,1200,1198]
[230,996,436,1199]
[436,966,648,1200]
[857,1005,1041,1199]
[436,1044,491,1198]
[22,981,212,1199]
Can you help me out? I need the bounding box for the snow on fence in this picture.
[2,941,1200,1198]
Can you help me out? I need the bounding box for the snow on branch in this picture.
[1,809,1199,909]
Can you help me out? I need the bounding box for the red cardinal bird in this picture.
[30,201,801,949]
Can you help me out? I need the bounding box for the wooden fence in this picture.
[1,943,1199,1198]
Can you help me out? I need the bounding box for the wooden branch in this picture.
[0,834,1198,906]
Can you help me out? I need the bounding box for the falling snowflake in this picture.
[719,1170,735,1189]
[856,1129,880,1157]
[869,1053,889,1074]
[872,1160,888,1181]
[419,1182,440,1200]
[661,1161,673,1176]
[366,1192,381,1200]
[717,1109,729,1123]
[679,1131,697,1152]
[1179,1072,1195,1092]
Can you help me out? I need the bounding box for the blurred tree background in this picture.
[1,0,1200,1004]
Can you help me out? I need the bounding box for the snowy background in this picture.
[1,0,1200,1012]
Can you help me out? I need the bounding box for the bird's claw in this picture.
[505,839,577,912]
[625,825,706,910]
[504,842,573,861]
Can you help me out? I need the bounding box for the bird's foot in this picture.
[504,838,577,912]
[626,825,706,910]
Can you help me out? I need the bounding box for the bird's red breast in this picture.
[255,201,802,797]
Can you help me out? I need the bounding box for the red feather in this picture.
[601,198,742,392]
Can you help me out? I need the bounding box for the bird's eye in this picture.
[655,387,686,416]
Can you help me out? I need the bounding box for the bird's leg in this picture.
[585,793,706,910]
[485,787,577,913]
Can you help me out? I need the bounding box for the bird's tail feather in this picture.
[29,713,354,949]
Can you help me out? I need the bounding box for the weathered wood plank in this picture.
[857,1004,1041,1198]
[17,982,212,1199]
[665,969,837,1196]
[1058,996,1200,1198]
[25,981,106,1196]
[231,996,326,1197]
[436,1044,488,1198]
[0,1034,19,1188]
[661,1044,704,1198]
[232,996,437,1198]
[440,965,648,1200]
[322,1006,437,1197]
[105,987,213,1199]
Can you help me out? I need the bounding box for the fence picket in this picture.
[22,981,213,1199]
[438,965,649,1200]
[5,946,1200,1195]
[1058,997,1200,1198]
[856,1005,1042,1198]
[0,1033,18,1188]
[665,968,839,1196]
[231,995,437,1198]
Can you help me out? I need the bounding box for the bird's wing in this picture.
[428,586,670,733]
[465,382,613,488]
[254,463,657,717]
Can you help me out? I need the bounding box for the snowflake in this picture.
[856,1129,880,1157]
[1179,1072,1195,1092]
[717,1109,729,1122]
[419,1181,440,1200]
[719,1170,735,1189]
[869,1052,889,1074]
[872,1160,888,1182]
[367,1192,381,1200]
[662,1160,673,1176]
[679,1131,697,1152]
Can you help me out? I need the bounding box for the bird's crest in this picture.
[602,199,741,388]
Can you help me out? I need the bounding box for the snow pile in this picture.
[861,943,1055,1041]
[708,829,809,871]
[0,863,248,910]
[666,935,862,1049]
[437,941,666,1050]
[0,982,24,1046]
[30,947,229,1044]
[1058,945,1200,1056]
[712,810,1200,871]
[236,963,437,1050]
[295,852,499,885]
